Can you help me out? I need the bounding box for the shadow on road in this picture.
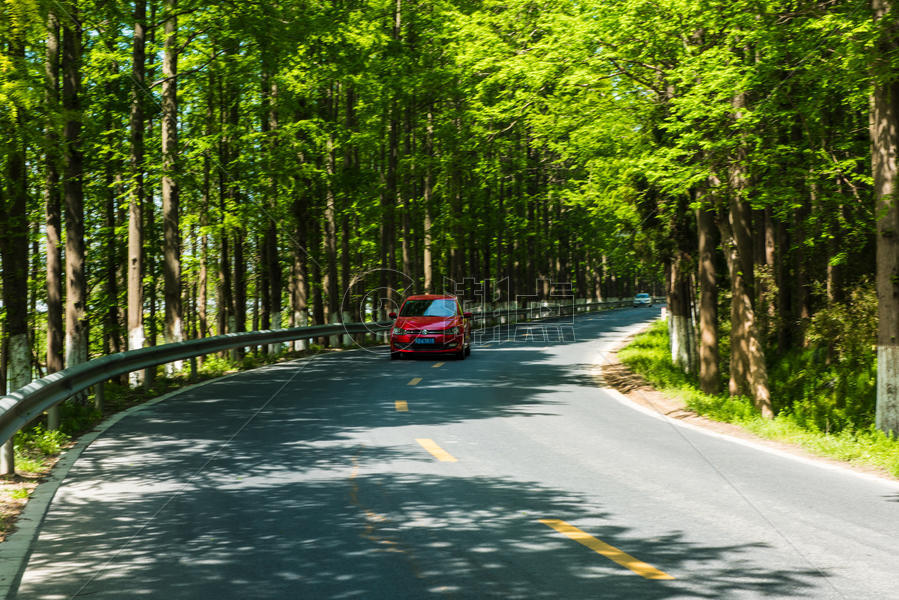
[18,460,824,599]
[16,309,830,599]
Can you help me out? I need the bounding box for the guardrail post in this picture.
[190,356,198,381]
[342,311,353,347]
[48,406,60,431]
[329,314,341,348]
[94,382,104,414]
[1,439,12,477]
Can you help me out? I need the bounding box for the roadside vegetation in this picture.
[619,307,899,479]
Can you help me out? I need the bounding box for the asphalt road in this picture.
[13,308,899,599]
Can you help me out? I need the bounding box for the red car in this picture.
[389,294,472,360]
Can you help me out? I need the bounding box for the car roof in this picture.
[403,294,458,301]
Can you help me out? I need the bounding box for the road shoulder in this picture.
[596,338,899,485]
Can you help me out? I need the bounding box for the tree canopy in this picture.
[1,0,898,472]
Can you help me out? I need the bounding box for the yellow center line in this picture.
[416,438,458,462]
[408,377,422,386]
[432,362,445,368]
[539,519,674,580]
[395,400,409,412]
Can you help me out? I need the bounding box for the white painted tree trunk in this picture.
[669,314,697,374]
[228,316,238,360]
[269,310,282,354]
[293,310,307,351]
[329,313,340,348]
[871,0,899,435]
[1,333,31,475]
[342,311,353,347]
[128,325,145,386]
[64,329,88,371]
[877,346,899,434]
[164,318,184,375]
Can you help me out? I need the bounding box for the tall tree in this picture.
[127,0,147,385]
[696,202,720,394]
[45,7,64,428]
[62,0,87,373]
[872,0,899,434]
[162,0,183,363]
[1,7,31,475]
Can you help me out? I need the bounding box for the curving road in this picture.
[13,307,899,599]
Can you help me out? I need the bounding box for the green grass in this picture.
[12,426,72,475]
[619,320,899,478]
[9,488,29,500]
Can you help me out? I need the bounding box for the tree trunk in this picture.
[1,20,31,474]
[385,103,399,279]
[312,220,325,331]
[103,157,121,355]
[667,253,697,374]
[267,78,282,345]
[232,230,246,359]
[720,204,774,418]
[128,0,146,384]
[324,132,339,323]
[218,219,231,336]
[697,205,720,394]
[791,197,811,347]
[423,108,434,292]
[342,84,358,327]
[291,192,309,349]
[760,207,777,344]
[259,232,270,334]
[199,149,209,342]
[872,0,899,434]
[162,0,182,370]
[217,78,232,337]
[45,8,64,428]
[234,232,246,333]
[222,38,241,340]
[62,2,88,374]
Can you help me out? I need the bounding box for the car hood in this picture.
[395,316,459,330]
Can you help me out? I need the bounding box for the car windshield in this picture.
[636,293,649,298]
[399,299,458,317]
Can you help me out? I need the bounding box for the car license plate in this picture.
[415,337,435,344]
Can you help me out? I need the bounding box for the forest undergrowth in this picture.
[619,296,899,479]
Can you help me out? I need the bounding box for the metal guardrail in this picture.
[0,297,663,446]
[0,321,392,447]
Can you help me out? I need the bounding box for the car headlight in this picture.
[392,327,405,335]
[444,326,460,335]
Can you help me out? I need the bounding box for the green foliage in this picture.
[0,0,888,484]
[619,320,758,422]
[622,319,899,478]
[769,283,878,433]
[15,425,70,456]
[58,403,104,437]
[13,425,71,474]
[10,488,30,500]
[199,355,236,378]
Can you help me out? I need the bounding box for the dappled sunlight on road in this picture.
[16,309,844,599]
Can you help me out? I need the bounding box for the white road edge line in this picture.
[601,386,899,490]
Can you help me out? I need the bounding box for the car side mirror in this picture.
[463,312,473,319]
[388,312,397,319]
